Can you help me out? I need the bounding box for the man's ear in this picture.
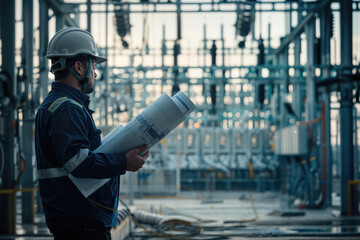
[77,62,80,71]
[74,61,83,75]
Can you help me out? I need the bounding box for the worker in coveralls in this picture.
[35,27,149,240]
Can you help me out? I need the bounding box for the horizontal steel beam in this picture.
[46,0,77,27]
[56,0,360,14]
[266,0,332,62]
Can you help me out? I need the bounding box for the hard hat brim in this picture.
[46,54,108,64]
[95,56,107,64]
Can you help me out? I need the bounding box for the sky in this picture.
[9,0,360,130]
[12,0,360,69]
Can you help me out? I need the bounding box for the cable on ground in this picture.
[88,197,204,238]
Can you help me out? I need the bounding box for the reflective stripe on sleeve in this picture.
[38,148,89,179]
[63,148,89,172]
[38,167,68,179]
[40,97,88,179]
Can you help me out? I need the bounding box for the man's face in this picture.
[85,59,97,94]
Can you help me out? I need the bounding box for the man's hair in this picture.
[51,55,90,81]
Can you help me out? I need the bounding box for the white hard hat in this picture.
[46,27,107,64]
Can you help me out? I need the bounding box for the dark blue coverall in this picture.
[35,82,127,234]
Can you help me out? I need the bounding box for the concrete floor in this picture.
[127,191,360,239]
[1,191,360,240]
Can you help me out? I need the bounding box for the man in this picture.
[35,27,149,240]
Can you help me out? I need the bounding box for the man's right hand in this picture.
[125,145,150,172]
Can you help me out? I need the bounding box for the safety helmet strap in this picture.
[68,57,93,93]
[50,57,67,74]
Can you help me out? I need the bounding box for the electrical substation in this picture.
[1,0,360,239]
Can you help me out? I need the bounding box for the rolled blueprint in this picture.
[68,91,196,197]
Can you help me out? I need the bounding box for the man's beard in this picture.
[85,82,94,94]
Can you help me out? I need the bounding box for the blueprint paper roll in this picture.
[101,125,123,146]
[172,91,196,117]
[95,93,184,154]
[69,91,196,197]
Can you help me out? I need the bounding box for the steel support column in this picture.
[220,24,225,114]
[305,20,316,122]
[161,25,166,93]
[279,51,288,126]
[293,0,303,119]
[172,0,181,97]
[54,0,66,31]
[21,0,35,223]
[340,0,355,216]
[104,0,109,126]
[128,172,134,205]
[320,1,332,208]
[39,0,49,100]
[128,56,134,205]
[37,0,48,215]
[267,0,331,63]
[203,24,208,123]
[305,17,317,208]
[0,0,16,235]
[56,13,65,31]
[87,0,92,32]
[47,0,77,28]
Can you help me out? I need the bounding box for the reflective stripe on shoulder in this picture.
[47,96,83,113]
[68,99,83,109]
[38,148,90,179]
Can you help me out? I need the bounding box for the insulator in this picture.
[115,8,131,38]
[211,40,217,66]
[145,44,150,55]
[257,84,265,105]
[258,39,265,65]
[173,43,181,57]
[235,2,255,38]
[329,12,334,38]
[161,42,167,55]
[314,38,321,66]
[210,84,216,114]
[121,39,129,49]
[238,40,246,48]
